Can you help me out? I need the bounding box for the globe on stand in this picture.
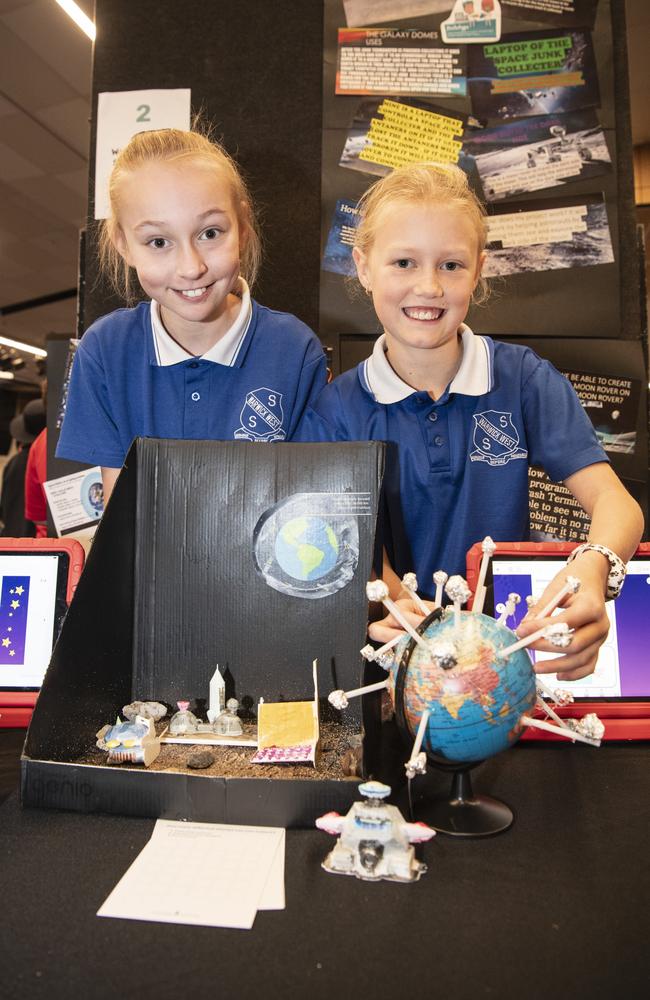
[329,557,603,839]
[390,607,537,836]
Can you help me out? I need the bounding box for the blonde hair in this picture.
[98,126,262,302]
[354,162,489,304]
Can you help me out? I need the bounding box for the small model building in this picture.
[96,715,161,766]
[316,781,435,882]
[168,701,200,735]
[207,666,226,724]
[213,698,244,736]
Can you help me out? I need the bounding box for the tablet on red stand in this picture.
[466,540,650,741]
[0,538,85,728]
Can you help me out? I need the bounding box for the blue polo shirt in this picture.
[57,295,327,468]
[296,326,607,597]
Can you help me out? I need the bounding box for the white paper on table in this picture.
[94,88,191,219]
[258,828,285,910]
[97,820,285,929]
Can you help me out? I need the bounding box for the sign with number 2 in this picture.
[94,88,191,220]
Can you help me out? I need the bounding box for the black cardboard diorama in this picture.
[21,439,386,827]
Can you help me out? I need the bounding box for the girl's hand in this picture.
[368,597,437,644]
[515,551,610,681]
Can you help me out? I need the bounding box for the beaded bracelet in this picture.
[567,542,627,600]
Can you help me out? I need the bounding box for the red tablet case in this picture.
[0,537,85,728]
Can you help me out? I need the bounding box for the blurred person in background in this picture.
[25,380,48,538]
[24,424,47,538]
[0,399,46,537]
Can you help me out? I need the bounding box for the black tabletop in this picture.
[1,741,649,1000]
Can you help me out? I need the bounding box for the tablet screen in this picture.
[490,556,650,699]
[0,551,69,691]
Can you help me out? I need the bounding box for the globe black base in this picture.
[408,768,513,837]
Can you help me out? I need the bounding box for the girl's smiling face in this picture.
[353,200,484,360]
[114,157,246,348]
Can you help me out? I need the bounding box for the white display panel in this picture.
[0,554,61,690]
[492,557,650,699]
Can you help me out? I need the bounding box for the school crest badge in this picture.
[470,410,527,466]
[235,387,286,442]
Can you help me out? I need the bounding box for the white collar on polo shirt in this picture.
[150,278,253,366]
[362,324,492,403]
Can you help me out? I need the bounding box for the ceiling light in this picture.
[54,0,96,41]
[0,371,15,381]
[0,336,47,358]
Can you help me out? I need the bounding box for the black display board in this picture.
[319,0,640,361]
[131,440,384,706]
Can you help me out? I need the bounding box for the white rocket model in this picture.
[207,665,226,724]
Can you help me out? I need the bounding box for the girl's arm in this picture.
[382,548,403,599]
[101,467,120,505]
[518,462,644,680]
[567,462,644,562]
